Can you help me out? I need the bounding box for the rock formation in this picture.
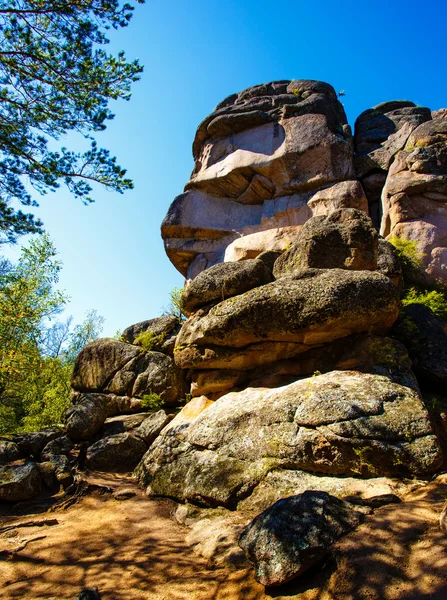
[3,80,447,590]
[162,80,368,279]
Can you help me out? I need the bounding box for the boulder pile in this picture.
[2,79,447,589]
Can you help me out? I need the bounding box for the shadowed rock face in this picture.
[162,80,366,278]
[354,100,432,228]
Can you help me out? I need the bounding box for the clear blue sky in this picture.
[4,0,447,336]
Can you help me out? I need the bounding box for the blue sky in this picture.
[4,0,447,336]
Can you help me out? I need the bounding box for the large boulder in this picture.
[162,80,363,278]
[273,208,378,276]
[238,468,411,514]
[239,491,364,586]
[121,315,181,355]
[65,393,109,442]
[174,269,400,370]
[0,462,42,502]
[134,410,173,445]
[86,433,148,471]
[135,369,442,508]
[72,339,185,405]
[181,258,273,316]
[354,100,431,227]
[0,440,23,465]
[41,435,74,460]
[380,118,447,286]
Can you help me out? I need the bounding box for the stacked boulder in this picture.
[162,80,368,279]
[135,207,443,508]
[0,317,186,502]
[63,315,186,470]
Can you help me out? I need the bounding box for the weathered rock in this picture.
[162,80,360,278]
[223,227,302,263]
[392,303,447,389]
[185,511,250,568]
[47,454,74,488]
[99,413,149,438]
[181,259,273,316]
[190,369,244,397]
[134,410,173,445]
[0,462,42,502]
[237,468,415,514]
[174,269,400,370]
[65,393,109,442]
[121,315,181,353]
[354,101,431,227]
[72,338,185,406]
[433,108,447,119]
[86,433,148,471]
[74,588,101,600]
[239,491,364,586]
[7,429,64,458]
[125,352,186,405]
[273,209,378,276]
[376,238,403,288]
[0,440,23,465]
[135,370,442,508]
[72,339,142,392]
[380,118,447,285]
[41,435,73,460]
[36,461,59,489]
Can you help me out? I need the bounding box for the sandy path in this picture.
[1,474,446,600]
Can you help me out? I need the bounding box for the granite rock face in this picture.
[135,369,442,508]
[181,258,273,316]
[354,101,431,227]
[71,339,185,407]
[162,80,365,278]
[380,118,447,286]
[174,268,399,370]
[273,208,378,276]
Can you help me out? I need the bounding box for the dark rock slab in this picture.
[86,433,147,471]
[134,410,173,445]
[239,491,363,586]
[65,393,109,442]
[0,440,23,465]
[0,462,42,502]
[41,435,74,460]
[392,303,447,389]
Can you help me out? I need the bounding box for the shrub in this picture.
[134,330,166,351]
[141,391,164,412]
[402,287,447,321]
[388,236,424,270]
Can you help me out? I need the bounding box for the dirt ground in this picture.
[1,473,446,600]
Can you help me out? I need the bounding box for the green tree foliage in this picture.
[402,288,447,321]
[0,236,104,433]
[162,287,186,322]
[0,0,144,243]
[388,235,424,270]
